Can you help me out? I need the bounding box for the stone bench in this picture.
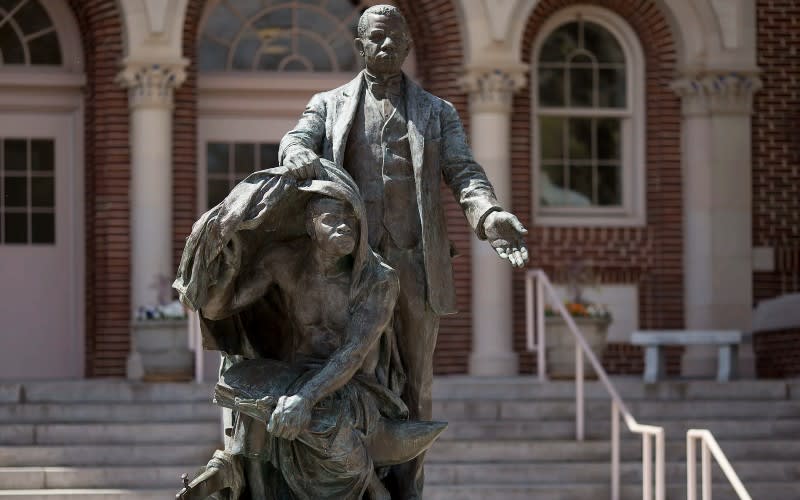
[630,330,742,383]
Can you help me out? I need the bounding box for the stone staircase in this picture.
[0,377,798,499]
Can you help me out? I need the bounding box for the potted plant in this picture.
[127,275,193,382]
[545,261,612,379]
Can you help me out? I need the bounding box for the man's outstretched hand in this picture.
[484,211,529,268]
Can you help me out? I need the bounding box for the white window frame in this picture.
[531,5,646,227]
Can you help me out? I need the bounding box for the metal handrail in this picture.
[687,429,752,500]
[525,269,665,500]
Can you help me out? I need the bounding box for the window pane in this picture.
[583,21,625,63]
[198,38,229,72]
[28,31,62,66]
[297,34,332,71]
[207,143,229,174]
[597,119,621,160]
[253,9,293,31]
[569,67,594,107]
[598,68,626,108]
[4,213,27,243]
[31,176,53,207]
[568,118,592,160]
[14,0,51,35]
[540,164,565,206]
[234,143,255,175]
[568,165,594,204]
[332,37,358,72]
[4,176,27,206]
[230,0,263,18]
[4,139,27,170]
[283,58,310,72]
[539,22,578,62]
[260,143,279,170]
[31,213,54,244]
[204,4,240,43]
[598,165,622,206]
[231,34,261,71]
[539,116,564,160]
[296,9,339,36]
[0,23,25,64]
[207,179,231,208]
[30,139,53,172]
[538,67,565,107]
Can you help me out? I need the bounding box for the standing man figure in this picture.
[279,5,528,497]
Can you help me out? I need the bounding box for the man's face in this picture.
[309,200,358,257]
[355,14,411,76]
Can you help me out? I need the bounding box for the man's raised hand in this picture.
[484,211,530,268]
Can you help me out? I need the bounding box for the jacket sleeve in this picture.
[278,92,328,164]
[439,100,503,239]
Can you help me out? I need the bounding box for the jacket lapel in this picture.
[332,72,365,167]
[405,76,432,176]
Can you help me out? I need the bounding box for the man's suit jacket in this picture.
[279,71,500,315]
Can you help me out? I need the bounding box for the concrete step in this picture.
[427,439,800,462]
[0,382,215,404]
[439,417,800,440]
[0,423,221,446]
[433,376,796,401]
[0,403,221,424]
[424,460,800,484]
[0,445,220,467]
[432,399,800,420]
[424,482,800,500]
[2,461,794,490]
[0,467,194,489]
[0,490,175,499]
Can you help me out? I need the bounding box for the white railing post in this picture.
[655,429,665,500]
[536,272,546,381]
[526,271,535,352]
[688,432,697,500]
[576,343,584,441]
[702,439,712,500]
[643,434,653,500]
[611,401,620,500]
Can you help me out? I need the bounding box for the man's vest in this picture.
[344,86,421,250]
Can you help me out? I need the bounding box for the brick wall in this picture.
[514,0,684,375]
[181,0,472,374]
[751,1,800,376]
[68,1,131,377]
[753,1,800,303]
[754,329,800,378]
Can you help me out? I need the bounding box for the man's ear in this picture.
[354,38,364,56]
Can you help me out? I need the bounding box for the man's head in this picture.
[355,5,411,77]
[305,197,359,257]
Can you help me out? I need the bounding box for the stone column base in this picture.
[468,351,519,376]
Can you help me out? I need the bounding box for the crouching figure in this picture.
[173,159,446,499]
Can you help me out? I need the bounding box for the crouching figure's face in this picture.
[306,198,358,258]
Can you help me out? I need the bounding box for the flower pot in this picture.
[545,316,610,379]
[127,319,193,382]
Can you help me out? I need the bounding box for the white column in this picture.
[671,73,761,376]
[461,68,526,376]
[117,61,187,314]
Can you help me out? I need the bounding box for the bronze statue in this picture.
[174,160,445,499]
[278,5,528,497]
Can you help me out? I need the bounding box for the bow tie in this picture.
[367,74,403,100]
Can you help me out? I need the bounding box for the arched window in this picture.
[0,0,62,66]
[532,6,645,226]
[199,0,376,73]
